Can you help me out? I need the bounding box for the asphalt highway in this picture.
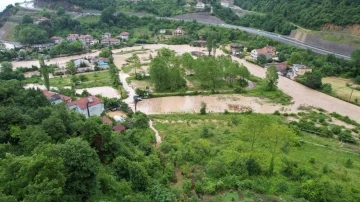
[161,17,352,60]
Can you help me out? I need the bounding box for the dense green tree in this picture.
[59,138,100,201]
[257,54,267,66]
[66,60,76,75]
[15,24,48,45]
[265,65,279,90]
[302,71,323,89]
[21,15,33,24]
[39,56,50,90]
[0,153,66,201]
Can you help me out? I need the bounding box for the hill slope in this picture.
[234,0,360,29]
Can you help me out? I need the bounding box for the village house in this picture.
[67,34,79,41]
[292,64,312,77]
[67,96,104,118]
[266,62,288,76]
[230,43,244,56]
[113,124,126,132]
[195,1,205,9]
[251,45,276,60]
[102,32,111,39]
[78,35,93,45]
[221,0,234,7]
[50,36,63,44]
[102,116,113,125]
[31,43,54,52]
[90,39,99,45]
[172,27,186,37]
[42,90,71,105]
[119,32,130,40]
[159,29,167,34]
[101,38,121,46]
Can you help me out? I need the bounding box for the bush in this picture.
[345,159,353,168]
[234,87,245,93]
[200,102,207,115]
[338,131,357,144]
[246,158,262,176]
[353,75,360,84]
[321,83,332,94]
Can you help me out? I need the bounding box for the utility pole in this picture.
[349,88,354,102]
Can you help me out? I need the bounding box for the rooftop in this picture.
[113,124,126,132]
[68,96,103,110]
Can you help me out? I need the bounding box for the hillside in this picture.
[234,0,360,30]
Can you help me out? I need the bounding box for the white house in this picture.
[67,96,104,118]
[159,29,166,34]
[50,36,63,44]
[195,1,205,9]
[221,0,229,7]
[101,38,121,46]
[251,46,276,60]
[79,35,93,45]
[102,32,111,39]
[119,32,130,40]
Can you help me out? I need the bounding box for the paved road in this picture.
[14,3,354,59]
[161,17,352,60]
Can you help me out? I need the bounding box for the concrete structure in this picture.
[292,64,312,77]
[120,32,130,40]
[50,36,63,44]
[42,90,71,105]
[159,29,166,34]
[101,38,121,46]
[67,34,79,41]
[102,32,111,39]
[79,35,93,45]
[195,2,205,9]
[251,45,276,60]
[68,96,104,118]
[172,27,186,36]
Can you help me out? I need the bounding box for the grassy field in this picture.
[0,22,17,41]
[77,15,100,23]
[323,77,360,104]
[24,71,112,89]
[151,113,360,201]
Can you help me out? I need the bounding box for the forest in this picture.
[234,0,360,29]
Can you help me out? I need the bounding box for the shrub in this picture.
[246,158,262,176]
[321,83,332,94]
[338,131,357,144]
[200,102,207,115]
[345,159,353,168]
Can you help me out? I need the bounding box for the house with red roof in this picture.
[67,34,79,41]
[42,90,71,104]
[50,36,63,44]
[172,27,186,37]
[119,32,130,40]
[113,124,126,132]
[79,35,93,45]
[67,96,104,118]
[102,116,113,125]
[251,45,276,60]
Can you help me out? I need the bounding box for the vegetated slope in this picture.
[152,113,360,201]
[34,0,115,10]
[234,0,360,29]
